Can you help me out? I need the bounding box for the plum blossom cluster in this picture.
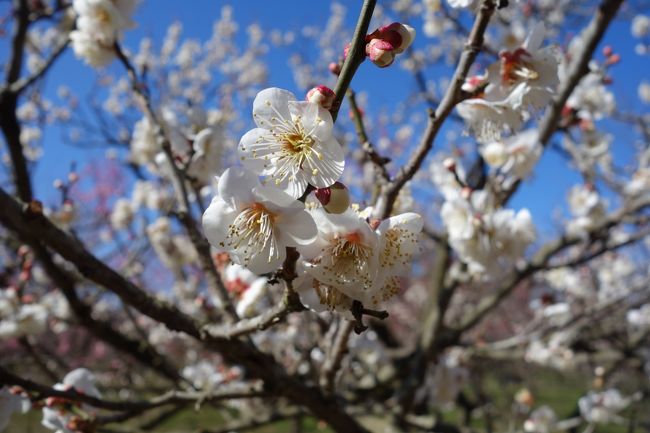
[203,86,423,314]
[441,189,535,276]
[70,0,139,67]
[457,23,559,143]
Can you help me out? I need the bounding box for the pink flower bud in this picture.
[602,46,613,57]
[443,157,457,172]
[381,23,416,54]
[328,62,341,75]
[366,38,395,68]
[306,85,336,110]
[315,182,350,214]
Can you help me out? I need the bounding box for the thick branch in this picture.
[0,188,369,433]
[376,0,496,219]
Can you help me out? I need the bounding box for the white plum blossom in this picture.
[441,191,536,276]
[130,116,159,166]
[456,84,526,143]
[146,218,198,274]
[487,23,560,110]
[70,0,139,67]
[0,290,48,340]
[369,213,422,308]
[182,361,224,391]
[110,198,134,229]
[566,73,616,121]
[524,406,557,433]
[566,184,607,235]
[525,332,576,370]
[42,368,101,433]
[202,167,318,274]
[238,88,345,198]
[631,15,650,38]
[298,209,378,306]
[627,304,650,331]
[578,389,631,423]
[223,263,270,317]
[0,387,30,432]
[297,208,422,311]
[69,28,116,68]
[480,129,542,179]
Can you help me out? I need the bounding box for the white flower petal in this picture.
[253,87,296,128]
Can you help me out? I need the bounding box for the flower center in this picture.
[501,48,539,85]
[315,231,374,289]
[282,132,315,154]
[226,203,279,265]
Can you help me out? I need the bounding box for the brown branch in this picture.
[347,89,390,182]
[0,188,369,433]
[330,0,377,122]
[9,37,69,95]
[0,365,264,413]
[320,321,354,394]
[203,286,306,339]
[376,0,497,219]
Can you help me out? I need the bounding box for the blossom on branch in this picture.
[239,88,345,199]
[202,167,318,274]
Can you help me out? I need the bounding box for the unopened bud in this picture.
[461,186,472,199]
[366,39,395,68]
[602,46,613,57]
[605,54,620,65]
[443,157,456,172]
[306,85,336,110]
[315,182,350,214]
[53,179,64,189]
[67,172,79,183]
[378,23,416,54]
[328,62,341,75]
[515,388,534,407]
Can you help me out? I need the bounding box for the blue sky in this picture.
[1,0,648,236]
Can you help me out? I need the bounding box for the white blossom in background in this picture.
[631,15,650,38]
[524,406,557,433]
[238,88,345,198]
[578,389,631,423]
[182,361,224,392]
[487,23,560,110]
[441,191,536,276]
[566,184,607,236]
[146,217,198,274]
[0,387,30,432]
[223,263,270,318]
[130,116,159,166]
[70,0,140,67]
[480,129,542,179]
[627,304,650,331]
[525,332,576,370]
[202,167,318,274]
[421,350,469,408]
[566,72,616,121]
[0,289,48,340]
[110,198,134,230]
[456,83,526,143]
[639,81,650,103]
[42,368,101,433]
